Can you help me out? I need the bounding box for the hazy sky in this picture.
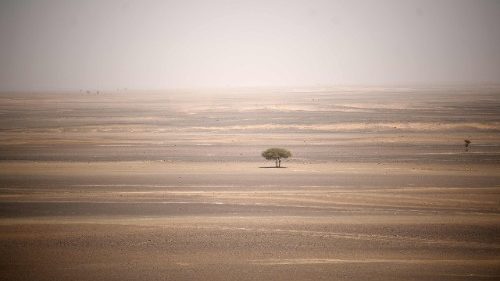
[1,0,500,91]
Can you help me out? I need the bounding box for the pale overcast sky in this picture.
[1,0,500,91]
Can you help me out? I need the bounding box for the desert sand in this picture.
[0,86,499,280]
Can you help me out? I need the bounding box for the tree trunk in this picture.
[278,158,281,167]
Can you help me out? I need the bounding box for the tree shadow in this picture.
[258,166,287,168]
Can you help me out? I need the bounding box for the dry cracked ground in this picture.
[0,86,499,280]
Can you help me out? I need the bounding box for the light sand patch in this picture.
[251,258,500,265]
[1,213,499,226]
[1,161,499,176]
[188,122,500,132]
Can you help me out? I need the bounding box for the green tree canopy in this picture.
[261,148,291,168]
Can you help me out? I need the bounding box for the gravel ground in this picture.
[1,89,499,280]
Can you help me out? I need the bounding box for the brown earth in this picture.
[1,86,499,280]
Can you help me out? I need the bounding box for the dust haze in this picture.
[1,0,500,90]
[1,1,500,281]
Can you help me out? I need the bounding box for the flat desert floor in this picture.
[0,87,499,280]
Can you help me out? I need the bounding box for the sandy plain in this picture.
[0,86,499,280]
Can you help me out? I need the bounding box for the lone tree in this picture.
[261,148,292,168]
[464,139,471,152]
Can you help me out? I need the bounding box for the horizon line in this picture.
[2,82,500,95]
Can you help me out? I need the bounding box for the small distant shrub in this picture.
[464,139,471,152]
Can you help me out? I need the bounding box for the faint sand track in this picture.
[250,258,500,265]
[186,225,500,250]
